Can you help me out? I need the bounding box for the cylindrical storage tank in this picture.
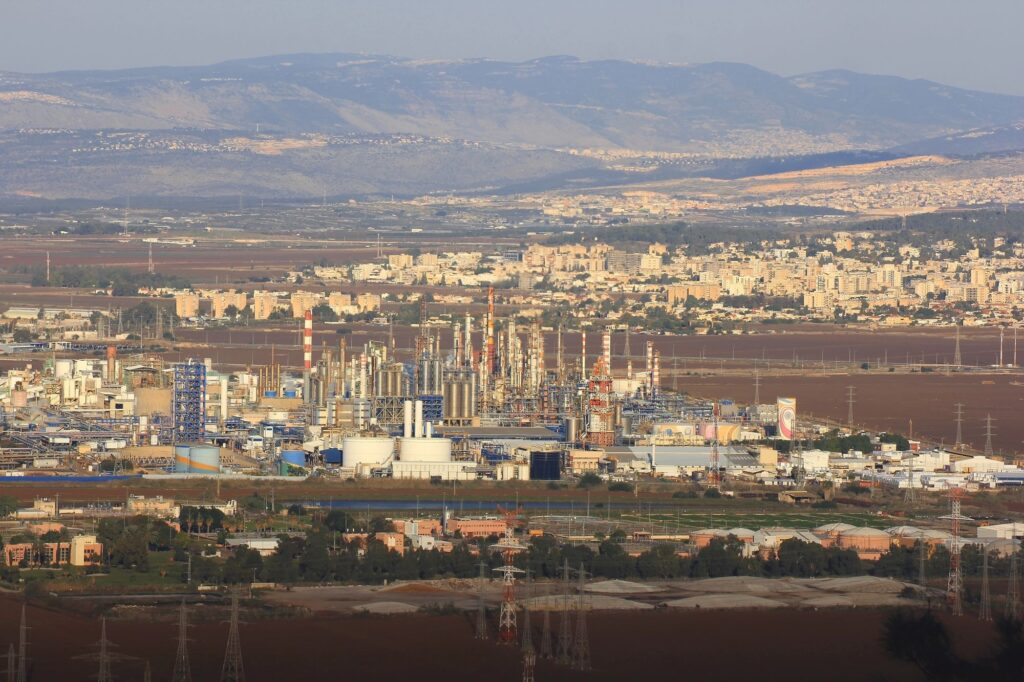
[264,390,278,398]
[281,449,306,468]
[174,445,191,473]
[443,383,454,420]
[399,437,452,462]
[283,389,297,398]
[188,445,220,474]
[459,382,471,419]
[563,417,580,444]
[621,415,633,436]
[529,451,561,481]
[342,436,395,468]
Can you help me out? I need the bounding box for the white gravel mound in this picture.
[585,580,666,594]
[352,601,418,614]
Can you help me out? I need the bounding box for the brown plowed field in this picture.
[0,594,995,681]
[686,371,1024,455]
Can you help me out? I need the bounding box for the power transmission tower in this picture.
[954,403,965,448]
[492,509,526,644]
[1007,553,1021,620]
[5,644,14,682]
[96,618,114,682]
[753,369,761,406]
[143,661,152,682]
[171,601,192,682]
[953,323,962,367]
[846,385,856,425]
[475,561,488,640]
[220,592,245,682]
[570,563,591,672]
[941,489,971,616]
[984,415,996,457]
[539,606,553,660]
[16,604,27,682]
[556,560,573,666]
[980,547,992,621]
[521,576,535,682]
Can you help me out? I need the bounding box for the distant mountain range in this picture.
[1,53,1023,201]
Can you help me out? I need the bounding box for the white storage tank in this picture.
[399,437,453,463]
[342,436,395,468]
[54,359,74,379]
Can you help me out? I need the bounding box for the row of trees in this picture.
[23,265,190,295]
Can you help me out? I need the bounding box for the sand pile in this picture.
[585,580,665,594]
[811,576,906,594]
[666,594,786,609]
[352,601,418,614]
[523,595,651,611]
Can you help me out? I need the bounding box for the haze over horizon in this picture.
[2,0,1024,96]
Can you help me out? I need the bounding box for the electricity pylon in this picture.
[171,601,192,682]
[220,592,245,682]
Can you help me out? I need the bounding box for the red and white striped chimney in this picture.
[303,309,313,371]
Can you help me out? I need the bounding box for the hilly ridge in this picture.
[1,53,1024,202]
[3,53,1024,152]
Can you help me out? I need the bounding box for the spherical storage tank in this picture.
[342,437,395,468]
[281,450,306,468]
[188,446,221,474]
[174,445,191,473]
[398,437,452,462]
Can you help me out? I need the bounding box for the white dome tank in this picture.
[342,437,395,468]
[399,437,453,462]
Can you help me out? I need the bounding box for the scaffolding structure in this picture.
[172,361,206,444]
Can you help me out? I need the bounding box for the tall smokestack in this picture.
[414,399,424,438]
[646,340,654,393]
[403,400,413,438]
[652,349,661,398]
[602,330,611,376]
[106,345,117,384]
[486,287,495,378]
[581,331,587,377]
[303,309,313,403]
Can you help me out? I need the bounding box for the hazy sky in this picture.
[3,0,1023,94]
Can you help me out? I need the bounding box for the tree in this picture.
[310,303,339,322]
[0,496,17,518]
[577,473,602,489]
[368,515,393,533]
[109,526,150,571]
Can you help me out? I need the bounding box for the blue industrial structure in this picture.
[172,361,206,444]
[417,394,443,424]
